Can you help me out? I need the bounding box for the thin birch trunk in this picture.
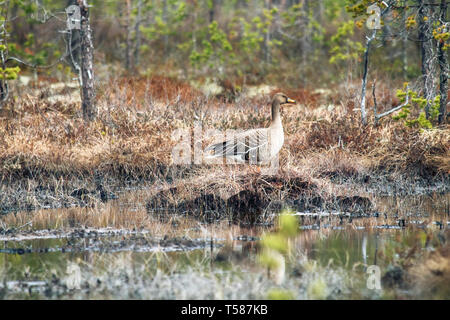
[134,0,142,67]
[438,0,448,124]
[417,0,433,118]
[360,29,376,126]
[78,0,96,121]
[125,0,132,70]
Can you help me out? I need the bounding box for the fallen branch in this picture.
[374,86,410,124]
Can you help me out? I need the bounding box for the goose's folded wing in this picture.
[204,129,269,160]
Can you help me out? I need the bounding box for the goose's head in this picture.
[271,93,297,122]
[272,92,297,107]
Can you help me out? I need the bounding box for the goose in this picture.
[204,93,296,165]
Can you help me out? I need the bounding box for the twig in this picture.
[0,221,32,235]
[372,81,378,126]
[16,221,33,230]
[375,86,410,121]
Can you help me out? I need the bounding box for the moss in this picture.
[267,289,295,300]
[307,278,328,299]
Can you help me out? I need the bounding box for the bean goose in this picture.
[204,93,296,165]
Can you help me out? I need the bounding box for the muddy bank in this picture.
[0,228,218,254]
[0,227,149,241]
[1,164,448,217]
[0,163,196,214]
[321,168,450,196]
[146,171,378,224]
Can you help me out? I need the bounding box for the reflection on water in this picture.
[304,228,446,269]
[0,192,448,299]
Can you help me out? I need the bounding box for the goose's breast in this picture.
[269,127,284,156]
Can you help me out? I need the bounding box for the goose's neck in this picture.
[271,102,282,128]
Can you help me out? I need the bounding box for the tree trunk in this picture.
[0,2,9,107]
[301,0,310,68]
[125,0,132,70]
[360,30,376,126]
[417,0,433,118]
[0,53,8,105]
[402,4,408,79]
[67,0,81,75]
[359,3,391,126]
[264,0,272,64]
[163,0,169,58]
[209,0,216,23]
[134,0,142,67]
[438,0,448,124]
[78,0,96,121]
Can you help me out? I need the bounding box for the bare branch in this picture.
[372,81,378,126]
[375,87,410,120]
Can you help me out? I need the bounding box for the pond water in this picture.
[0,191,448,299]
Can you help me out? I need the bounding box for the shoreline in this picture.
[1,164,448,217]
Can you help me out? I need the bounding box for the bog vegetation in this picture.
[0,0,448,301]
[0,0,448,214]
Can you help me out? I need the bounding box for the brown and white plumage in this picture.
[204,93,296,165]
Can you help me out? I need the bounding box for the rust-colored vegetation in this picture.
[0,76,448,215]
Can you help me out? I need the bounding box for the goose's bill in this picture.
[286,98,296,104]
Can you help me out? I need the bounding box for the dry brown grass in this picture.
[0,75,448,214]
